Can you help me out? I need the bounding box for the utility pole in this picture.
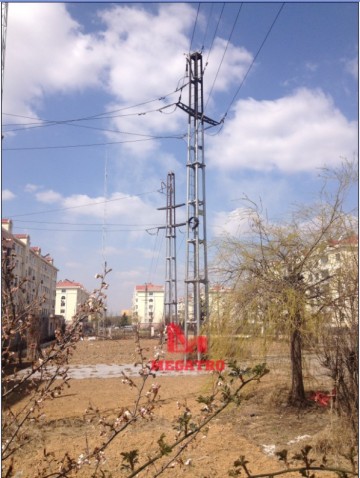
[144,282,148,325]
[177,51,219,359]
[1,2,8,102]
[158,172,185,326]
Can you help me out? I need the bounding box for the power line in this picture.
[201,3,214,51]
[3,134,185,152]
[2,85,186,128]
[13,219,160,226]
[204,3,243,112]
[11,226,156,233]
[8,188,164,218]
[189,3,201,54]
[10,222,224,233]
[3,102,179,133]
[223,3,285,119]
[152,229,165,281]
[102,147,108,268]
[147,229,160,283]
[204,3,225,71]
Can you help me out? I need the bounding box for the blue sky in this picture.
[2,2,358,313]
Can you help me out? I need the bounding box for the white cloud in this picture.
[4,3,107,119]
[30,187,163,227]
[4,2,253,156]
[35,189,63,204]
[305,62,318,73]
[25,183,41,193]
[100,246,125,257]
[344,57,358,80]
[207,88,358,173]
[98,5,252,157]
[211,208,253,237]
[203,37,253,100]
[62,192,161,224]
[64,261,83,269]
[98,4,192,103]
[2,189,16,200]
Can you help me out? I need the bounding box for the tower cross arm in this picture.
[157,222,187,230]
[176,102,220,126]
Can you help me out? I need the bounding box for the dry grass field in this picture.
[6,337,356,477]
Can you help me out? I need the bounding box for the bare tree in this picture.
[213,160,358,406]
[1,254,111,476]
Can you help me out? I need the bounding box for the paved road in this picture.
[13,352,329,380]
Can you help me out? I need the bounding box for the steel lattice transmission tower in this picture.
[177,52,219,356]
[1,3,8,102]
[158,172,185,326]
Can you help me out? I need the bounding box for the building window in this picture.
[61,289,66,293]
[61,295,66,300]
[60,309,65,314]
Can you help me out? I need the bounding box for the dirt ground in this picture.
[7,338,354,477]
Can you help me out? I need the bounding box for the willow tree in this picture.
[214,161,358,406]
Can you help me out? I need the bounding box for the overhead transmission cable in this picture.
[9,187,165,218]
[11,222,221,233]
[14,219,161,226]
[2,85,186,129]
[11,226,161,233]
[201,2,285,139]
[151,229,165,282]
[201,3,213,51]
[204,3,243,112]
[3,134,186,152]
[102,147,108,269]
[3,102,179,134]
[189,3,201,54]
[204,3,225,71]
[147,229,160,283]
[222,3,285,119]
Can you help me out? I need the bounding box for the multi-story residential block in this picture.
[208,284,232,321]
[55,279,90,323]
[177,286,230,326]
[2,218,59,338]
[132,283,164,328]
[305,234,358,326]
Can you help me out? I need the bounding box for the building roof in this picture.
[210,284,230,292]
[135,283,164,292]
[14,234,29,239]
[328,235,358,247]
[57,280,85,289]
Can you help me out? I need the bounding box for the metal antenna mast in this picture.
[177,52,219,358]
[1,3,8,102]
[158,172,185,325]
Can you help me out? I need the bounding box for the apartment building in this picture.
[176,286,231,325]
[132,283,164,328]
[305,234,358,326]
[55,279,90,323]
[2,218,59,338]
[208,284,232,321]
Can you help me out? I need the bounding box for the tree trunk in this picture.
[289,317,306,406]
